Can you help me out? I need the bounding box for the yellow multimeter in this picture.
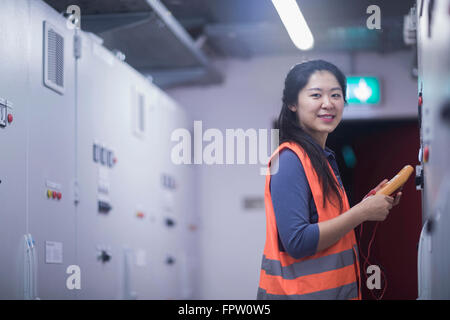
[376,165,414,196]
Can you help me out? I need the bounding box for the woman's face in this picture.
[289,70,345,147]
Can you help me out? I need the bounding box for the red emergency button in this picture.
[136,212,144,218]
[418,96,423,107]
[424,146,430,163]
[7,114,13,123]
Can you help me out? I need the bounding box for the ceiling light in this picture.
[271,0,314,50]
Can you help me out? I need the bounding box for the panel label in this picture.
[45,241,63,264]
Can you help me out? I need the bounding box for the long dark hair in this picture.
[277,60,347,211]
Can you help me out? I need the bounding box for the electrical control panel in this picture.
[0,0,195,300]
[416,0,450,299]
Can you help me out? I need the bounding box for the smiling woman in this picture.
[257,60,400,300]
[289,70,345,150]
[278,60,348,210]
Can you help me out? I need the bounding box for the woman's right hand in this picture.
[358,194,394,221]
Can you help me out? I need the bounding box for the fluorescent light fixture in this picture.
[271,0,314,50]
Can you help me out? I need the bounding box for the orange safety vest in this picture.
[257,142,361,300]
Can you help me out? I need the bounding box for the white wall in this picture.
[166,50,417,299]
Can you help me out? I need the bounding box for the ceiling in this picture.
[43,0,416,87]
[165,0,416,55]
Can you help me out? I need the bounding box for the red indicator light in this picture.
[424,146,430,163]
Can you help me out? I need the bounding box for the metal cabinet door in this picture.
[0,0,30,300]
[26,0,77,299]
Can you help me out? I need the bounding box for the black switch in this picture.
[98,250,111,263]
[0,104,7,128]
[166,256,175,265]
[98,200,112,213]
[415,165,424,190]
[93,144,100,163]
[165,217,175,227]
[440,100,450,126]
[107,150,115,168]
[426,218,433,234]
[100,147,108,165]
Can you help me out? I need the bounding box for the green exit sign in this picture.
[346,77,380,104]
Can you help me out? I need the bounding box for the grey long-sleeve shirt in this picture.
[269,145,343,259]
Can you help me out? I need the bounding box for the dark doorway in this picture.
[327,119,422,300]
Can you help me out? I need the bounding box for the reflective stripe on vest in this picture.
[257,282,358,300]
[257,142,361,300]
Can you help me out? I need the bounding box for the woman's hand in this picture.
[364,178,403,206]
[358,194,394,221]
[316,178,403,252]
[359,178,403,221]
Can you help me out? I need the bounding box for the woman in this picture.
[257,60,402,300]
